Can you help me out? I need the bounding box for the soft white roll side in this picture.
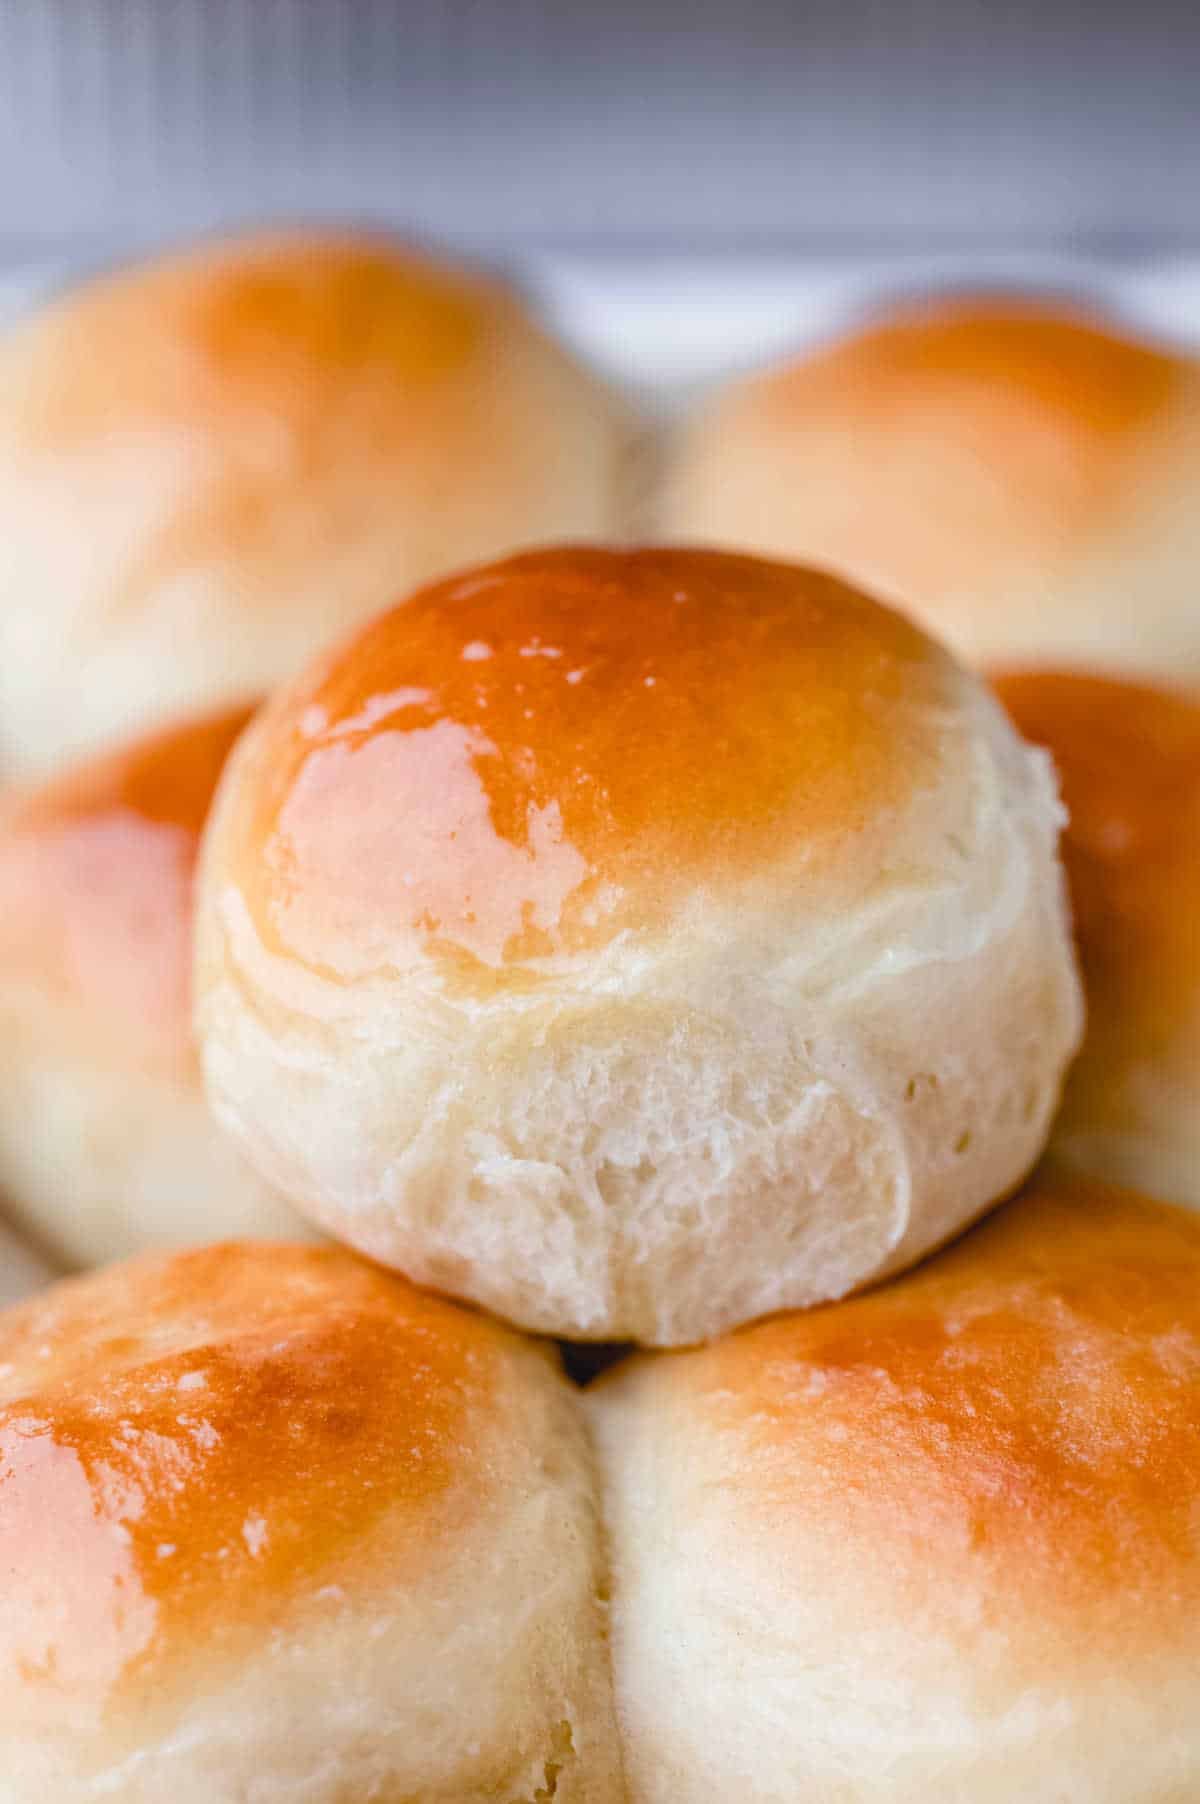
[0,1031,307,1267]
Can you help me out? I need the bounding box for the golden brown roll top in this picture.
[0,1241,620,1801]
[662,295,1200,679]
[590,1169,1200,1801]
[0,705,312,1264]
[0,229,630,777]
[196,545,1081,1344]
[995,668,1200,1206]
[224,544,954,979]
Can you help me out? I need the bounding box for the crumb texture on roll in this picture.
[590,1170,1200,1802]
[0,228,629,777]
[0,704,313,1265]
[0,1241,620,1801]
[663,296,1200,679]
[996,669,1200,1208]
[196,545,1081,1345]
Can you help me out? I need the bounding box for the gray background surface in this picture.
[0,0,1195,257]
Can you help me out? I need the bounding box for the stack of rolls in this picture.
[1,243,1198,1801]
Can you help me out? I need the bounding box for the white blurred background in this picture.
[0,0,1196,253]
[0,2,1196,393]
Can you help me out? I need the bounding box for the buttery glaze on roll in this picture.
[590,1169,1200,1802]
[663,295,1200,679]
[195,546,1082,1346]
[0,1241,619,1801]
[0,228,629,777]
[0,704,313,1265]
[996,669,1200,1208]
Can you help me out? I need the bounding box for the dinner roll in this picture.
[0,703,313,1266]
[663,295,1200,679]
[995,668,1200,1208]
[0,1216,55,1308]
[590,1168,1200,1802]
[0,1240,619,1801]
[195,545,1082,1346]
[0,229,628,778]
